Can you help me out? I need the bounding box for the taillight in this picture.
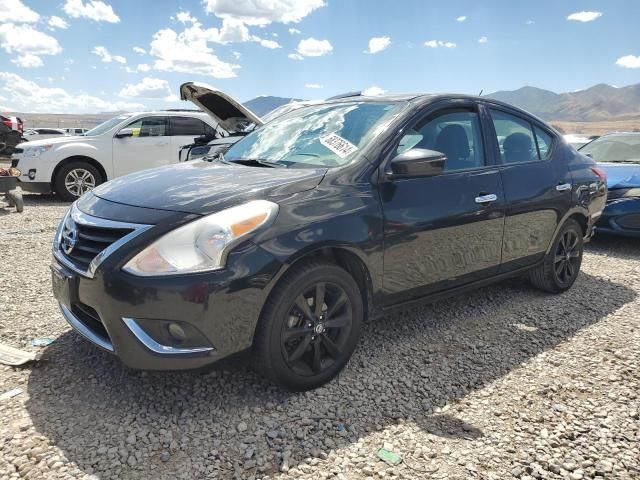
[592,167,607,182]
[2,118,11,129]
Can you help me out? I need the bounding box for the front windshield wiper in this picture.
[224,158,286,168]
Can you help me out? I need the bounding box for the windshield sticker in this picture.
[320,133,358,158]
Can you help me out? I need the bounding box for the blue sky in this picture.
[0,0,639,113]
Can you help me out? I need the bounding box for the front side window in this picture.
[125,116,168,137]
[170,116,207,136]
[84,114,133,137]
[490,109,551,164]
[225,101,404,168]
[397,108,486,172]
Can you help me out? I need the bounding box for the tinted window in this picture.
[580,135,640,163]
[170,116,207,136]
[397,108,485,172]
[534,126,553,159]
[125,116,167,137]
[490,109,546,164]
[40,129,63,135]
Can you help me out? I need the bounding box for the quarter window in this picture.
[125,116,168,137]
[397,108,486,172]
[489,109,554,163]
[170,116,209,136]
[534,126,553,159]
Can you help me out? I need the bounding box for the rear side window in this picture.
[397,108,486,172]
[170,116,208,136]
[534,126,553,159]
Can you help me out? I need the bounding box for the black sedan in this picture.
[579,133,640,237]
[51,93,606,391]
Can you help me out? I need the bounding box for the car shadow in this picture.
[587,234,639,261]
[25,272,635,478]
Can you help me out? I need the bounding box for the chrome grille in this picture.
[54,204,152,278]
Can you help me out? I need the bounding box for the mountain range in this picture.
[243,83,640,122]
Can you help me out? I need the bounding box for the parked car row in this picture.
[49,89,609,391]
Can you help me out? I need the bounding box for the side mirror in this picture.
[386,148,447,179]
[115,128,133,138]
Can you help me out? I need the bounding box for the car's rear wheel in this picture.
[254,261,363,391]
[54,161,103,201]
[529,218,583,293]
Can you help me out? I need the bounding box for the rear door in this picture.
[168,116,216,162]
[483,105,572,270]
[112,116,170,177]
[380,101,505,305]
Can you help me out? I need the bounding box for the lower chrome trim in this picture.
[59,303,115,352]
[122,318,214,355]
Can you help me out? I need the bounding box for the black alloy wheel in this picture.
[553,229,580,286]
[281,282,352,377]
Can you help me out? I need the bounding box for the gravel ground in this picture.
[1,194,639,480]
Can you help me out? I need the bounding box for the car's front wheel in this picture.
[529,218,584,293]
[254,261,363,391]
[54,161,103,201]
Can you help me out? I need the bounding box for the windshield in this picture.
[84,114,133,137]
[580,135,640,163]
[224,101,404,168]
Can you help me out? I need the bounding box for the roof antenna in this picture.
[478,89,483,96]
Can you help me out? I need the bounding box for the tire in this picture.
[253,261,363,391]
[529,218,584,293]
[54,161,103,202]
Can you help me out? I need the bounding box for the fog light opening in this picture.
[168,322,187,343]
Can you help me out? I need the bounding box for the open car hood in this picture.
[180,82,264,134]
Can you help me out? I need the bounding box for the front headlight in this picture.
[123,200,278,276]
[24,145,53,157]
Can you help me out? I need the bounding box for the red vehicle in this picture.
[0,115,26,155]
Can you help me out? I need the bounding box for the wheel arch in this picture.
[545,208,590,255]
[51,155,107,192]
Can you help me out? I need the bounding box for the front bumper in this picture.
[595,197,640,238]
[51,206,282,370]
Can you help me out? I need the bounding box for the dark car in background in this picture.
[51,93,606,391]
[0,115,25,156]
[579,133,640,237]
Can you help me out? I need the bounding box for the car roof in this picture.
[127,110,211,117]
[598,132,640,138]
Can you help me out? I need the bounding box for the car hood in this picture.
[180,82,264,134]
[92,161,327,215]
[18,135,76,147]
[597,162,640,189]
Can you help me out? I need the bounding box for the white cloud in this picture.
[63,0,120,23]
[256,38,281,49]
[202,0,326,26]
[0,0,40,23]
[526,19,535,25]
[119,77,173,99]
[149,26,239,78]
[232,50,241,59]
[424,40,456,48]
[289,27,300,34]
[137,63,150,72]
[365,36,390,54]
[615,55,640,69]
[0,23,62,67]
[48,16,69,29]
[567,11,602,22]
[92,45,126,64]
[0,71,144,113]
[478,36,488,44]
[293,37,332,58]
[456,15,467,22]
[12,53,43,68]
[176,11,197,24]
[133,46,146,54]
[305,83,323,89]
[363,86,385,96]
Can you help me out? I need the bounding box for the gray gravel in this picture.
[1,194,639,480]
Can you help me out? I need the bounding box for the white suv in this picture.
[12,110,221,201]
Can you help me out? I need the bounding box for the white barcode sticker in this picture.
[320,133,358,158]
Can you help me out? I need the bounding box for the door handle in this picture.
[475,193,497,204]
[556,183,571,192]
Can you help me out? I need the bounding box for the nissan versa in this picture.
[51,91,607,391]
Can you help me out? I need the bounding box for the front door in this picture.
[380,105,505,305]
[112,116,170,178]
[485,106,572,270]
